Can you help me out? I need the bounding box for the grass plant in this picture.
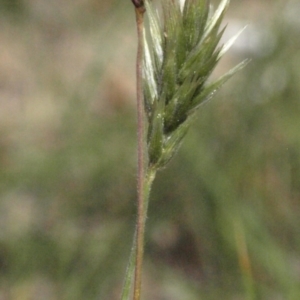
[123,0,248,299]
[2,1,300,299]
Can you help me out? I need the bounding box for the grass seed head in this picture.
[143,0,248,169]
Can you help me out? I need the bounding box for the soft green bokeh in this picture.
[0,0,299,299]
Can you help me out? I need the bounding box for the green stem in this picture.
[121,3,150,300]
[121,168,156,300]
[133,5,146,300]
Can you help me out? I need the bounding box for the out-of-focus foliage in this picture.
[0,0,299,299]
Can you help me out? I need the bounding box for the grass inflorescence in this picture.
[123,1,248,299]
[144,0,248,170]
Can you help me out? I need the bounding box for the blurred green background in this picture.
[0,0,299,299]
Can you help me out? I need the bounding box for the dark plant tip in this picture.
[132,0,145,10]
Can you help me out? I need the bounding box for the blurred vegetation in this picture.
[0,0,299,299]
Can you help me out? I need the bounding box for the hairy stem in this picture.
[133,4,146,300]
[121,168,156,300]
